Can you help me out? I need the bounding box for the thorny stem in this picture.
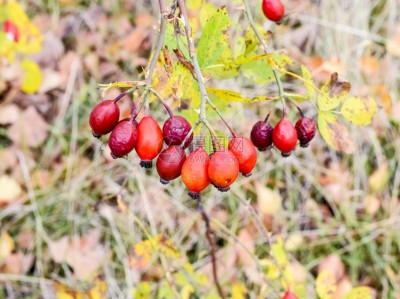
[197,196,225,299]
[144,0,167,110]
[242,0,286,107]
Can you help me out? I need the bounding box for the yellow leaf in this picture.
[301,65,316,100]
[55,283,84,299]
[316,270,337,299]
[0,175,22,203]
[181,284,194,299]
[271,236,288,266]
[232,283,247,299]
[153,235,181,258]
[343,287,372,299]
[129,240,153,270]
[0,232,15,262]
[318,73,351,111]
[341,97,377,125]
[21,58,42,94]
[318,112,355,154]
[88,278,107,299]
[207,88,274,103]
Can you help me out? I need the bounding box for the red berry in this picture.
[295,117,316,148]
[136,116,164,168]
[156,146,186,184]
[283,290,298,299]
[4,20,19,42]
[272,117,297,157]
[181,147,210,199]
[228,136,257,177]
[163,116,193,148]
[109,119,138,158]
[250,120,274,151]
[262,0,285,23]
[89,100,120,138]
[208,149,239,192]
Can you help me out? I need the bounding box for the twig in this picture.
[197,196,225,299]
[177,0,208,120]
[144,0,167,110]
[242,0,285,105]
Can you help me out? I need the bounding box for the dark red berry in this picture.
[162,116,193,148]
[108,119,138,158]
[273,117,298,157]
[262,0,285,23]
[251,120,274,151]
[283,290,299,299]
[89,100,120,138]
[208,149,239,192]
[4,20,19,42]
[181,147,210,199]
[228,136,257,177]
[156,146,186,184]
[136,116,163,168]
[295,117,316,148]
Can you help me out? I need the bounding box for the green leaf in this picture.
[197,7,232,68]
[316,270,337,299]
[318,111,356,154]
[271,236,288,266]
[241,53,292,84]
[301,65,316,100]
[206,88,275,103]
[164,22,190,60]
[199,3,218,28]
[341,97,377,125]
[21,58,42,94]
[343,287,373,299]
[318,73,351,111]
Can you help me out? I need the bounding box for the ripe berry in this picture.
[156,146,186,184]
[109,119,138,158]
[272,117,298,157]
[283,290,299,299]
[295,117,316,148]
[89,100,120,138]
[163,116,193,148]
[136,116,164,168]
[208,149,239,192]
[4,20,19,42]
[250,120,274,151]
[228,136,257,177]
[262,0,285,23]
[181,147,210,199]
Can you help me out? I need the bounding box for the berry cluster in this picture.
[3,20,19,42]
[251,111,316,157]
[89,95,258,199]
[262,0,285,23]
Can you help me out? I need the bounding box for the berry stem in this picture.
[242,0,286,104]
[177,0,208,121]
[180,120,201,149]
[144,0,167,110]
[197,195,225,299]
[113,87,138,103]
[206,98,237,138]
[147,87,174,117]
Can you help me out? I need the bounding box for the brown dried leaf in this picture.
[17,227,35,250]
[8,106,49,148]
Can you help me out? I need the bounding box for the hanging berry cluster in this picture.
[89,91,259,199]
[251,109,316,157]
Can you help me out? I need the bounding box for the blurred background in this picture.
[0,0,399,298]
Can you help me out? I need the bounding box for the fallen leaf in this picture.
[0,104,20,125]
[0,175,22,204]
[17,227,35,250]
[387,27,400,57]
[368,162,389,193]
[2,252,23,274]
[364,195,381,216]
[318,254,345,282]
[255,182,282,216]
[359,56,379,76]
[0,232,15,263]
[334,276,353,299]
[8,106,49,148]
[316,270,337,299]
